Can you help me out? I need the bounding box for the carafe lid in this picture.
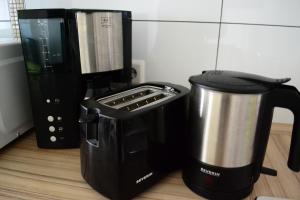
[189,70,291,94]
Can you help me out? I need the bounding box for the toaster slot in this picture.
[105,89,154,106]
[97,85,177,112]
[119,94,166,112]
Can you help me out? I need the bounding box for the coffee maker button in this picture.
[50,136,56,142]
[47,116,54,122]
[57,116,62,121]
[49,126,55,132]
[54,98,60,104]
[46,99,51,103]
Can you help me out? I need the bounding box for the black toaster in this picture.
[79,82,189,200]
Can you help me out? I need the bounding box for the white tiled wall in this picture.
[217,24,300,123]
[133,22,219,87]
[217,0,300,123]
[218,25,300,87]
[222,0,300,26]
[24,0,300,123]
[25,0,71,9]
[26,0,222,21]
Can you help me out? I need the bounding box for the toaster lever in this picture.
[79,114,98,124]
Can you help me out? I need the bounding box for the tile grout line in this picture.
[215,0,224,70]
[222,21,300,29]
[133,19,220,24]
[133,20,300,29]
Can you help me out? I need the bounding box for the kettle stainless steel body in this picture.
[183,70,300,200]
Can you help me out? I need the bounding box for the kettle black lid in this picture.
[189,70,291,94]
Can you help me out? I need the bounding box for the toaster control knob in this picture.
[47,116,54,122]
[164,86,175,92]
[50,136,56,142]
[49,126,55,132]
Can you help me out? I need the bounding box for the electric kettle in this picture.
[182,70,300,200]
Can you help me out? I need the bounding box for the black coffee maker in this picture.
[183,70,300,200]
[18,9,132,148]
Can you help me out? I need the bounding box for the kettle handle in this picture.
[268,85,300,171]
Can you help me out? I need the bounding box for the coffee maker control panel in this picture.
[46,98,63,142]
[46,115,64,142]
[27,73,80,148]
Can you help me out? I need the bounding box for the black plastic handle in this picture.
[79,112,100,147]
[236,73,290,86]
[211,70,291,86]
[268,85,300,171]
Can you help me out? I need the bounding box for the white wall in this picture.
[25,0,300,124]
[217,0,300,124]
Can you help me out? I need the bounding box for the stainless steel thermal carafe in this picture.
[183,70,300,200]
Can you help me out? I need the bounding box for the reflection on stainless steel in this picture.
[98,85,177,112]
[189,86,262,168]
[76,12,123,74]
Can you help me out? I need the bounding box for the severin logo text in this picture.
[200,167,220,177]
[136,172,154,184]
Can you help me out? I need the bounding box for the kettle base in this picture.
[183,177,253,200]
[182,159,255,200]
